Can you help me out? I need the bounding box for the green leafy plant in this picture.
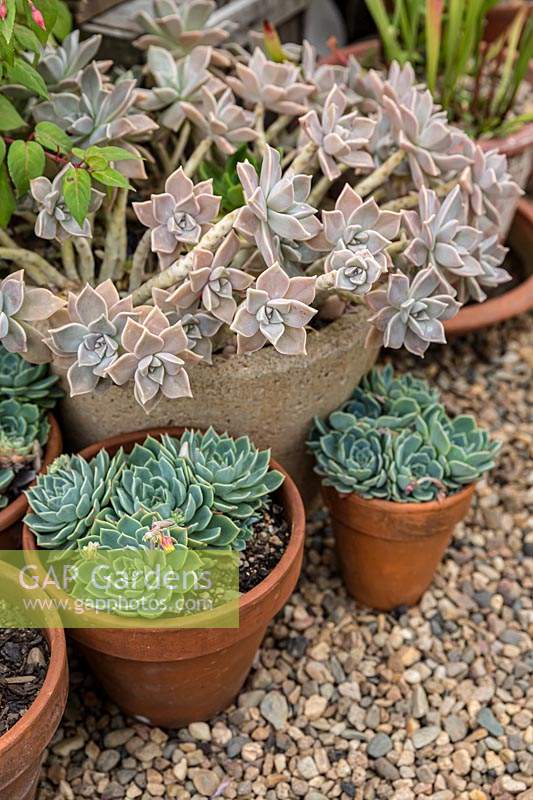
[0,342,62,407]
[364,0,533,136]
[198,144,261,214]
[309,366,500,501]
[0,396,49,507]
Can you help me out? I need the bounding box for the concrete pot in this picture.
[0,568,68,800]
[56,309,378,509]
[322,483,476,611]
[23,426,305,728]
[0,414,63,550]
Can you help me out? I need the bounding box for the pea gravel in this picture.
[38,315,532,800]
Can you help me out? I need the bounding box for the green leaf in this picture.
[0,164,15,226]
[0,0,16,43]
[7,56,49,99]
[87,145,139,162]
[13,23,42,53]
[34,121,71,153]
[62,167,91,226]
[425,0,443,94]
[52,0,71,40]
[7,139,45,194]
[0,94,24,131]
[0,137,5,164]
[90,167,131,189]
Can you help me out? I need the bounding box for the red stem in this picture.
[2,135,84,167]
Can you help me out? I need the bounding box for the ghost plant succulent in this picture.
[0,19,518,405]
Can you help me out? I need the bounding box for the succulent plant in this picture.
[179,426,284,519]
[436,414,501,490]
[235,144,321,264]
[38,32,108,90]
[198,144,261,215]
[325,248,385,295]
[181,86,257,154]
[134,0,229,56]
[31,166,104,242]
[137,46,216,131]
[0,344,62,409]
[25,449,126,548]
[361,364,439,411]
[457,229,511,304]
[366,267,461,356]
[301,41,358,107]
[300,87,375,181]
[152,290,222,363]
[105,307,201,411]
[231,262,316,356]
[45,281,141,397]
[0,270,65,363]
[460,144,521,228]
[0,398,49,462]
[133,168,220,268]
[166,232,253,324]
[0,468,13,509]
[389,428,445,501]
[226,47,314,115]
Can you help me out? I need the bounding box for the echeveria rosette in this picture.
[231,262,316,356]
[460,144,521,227]
[366,268,461,356]
[179,426,284,519]
[0,344,62,409]
[45,281,141,397]
[31,167,104,243]
[133,168,220,269]
[361,365,439,412]
[226,47,314,115]
[105,307,201,411]
[134,0,229,56]
[0,468,13,509]
[181,86,257,154]
[300,86,376,181]
[0,271,65,363]
[24,449,126,549]
[457,229,510,304]
[152,289,222,363]
[301,41,360,108]
[235,145,321,265]
[325,248,385,295]
[389,429,444,502]
[0,398,49,462]
[166,232,253,324]
[38,31,108,91]
[436,414,501,490]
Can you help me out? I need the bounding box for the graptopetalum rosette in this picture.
[0,16,519,410]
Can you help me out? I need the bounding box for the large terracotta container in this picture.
[0,414,62,550]
[23,426,305,728]
[0,568,68,800]
[55,310,379,509]
[322,484,476,611]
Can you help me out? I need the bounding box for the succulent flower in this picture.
[366,267,461,356]
[31,166,104,242]
[38,31,109,90]
[300,87,375,181]
[235,145,321,264]
[25,449,126,549]
[137,46,217,131]
[133,167,220,268]
[105,307,201,411]
[460,144,521,226]
[179,426,284,519]
[181,86,257,154]
[152,290,222,363]
[166,232,253,324]
[134,0,229,56]
[45,282,140,397]
[403,186,485,286]
[0,270,64,363]
[226,47,314,115]
[389,429,444,502]
[383,89,471,188]
[231,262,316,355]
[315,183,401,273]
[309,421,391,497]
[0,344,62,409]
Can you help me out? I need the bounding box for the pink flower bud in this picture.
[29,1,45,30]
[0,3,7,20]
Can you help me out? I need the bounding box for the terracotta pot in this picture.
[323,38,533,235]
[322,483,476,611]
[0,568,68,800]
[23,426,306,728]
[55,310,379,509]
[445,197,533,335]
[0,414,62,550]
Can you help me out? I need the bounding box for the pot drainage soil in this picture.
[239,501,291,593]
[0,611,49,736]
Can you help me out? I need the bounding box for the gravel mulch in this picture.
[38,314,532,800]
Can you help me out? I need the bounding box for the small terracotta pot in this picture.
[0,414,62,550]
[23,427,305,728]
[322,483,476,611]
[0,568,68,800]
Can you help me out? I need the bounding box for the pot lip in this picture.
[322,480,476,514]
[0,413,62,534]
[23,425,306,635]
[0,566,67,758]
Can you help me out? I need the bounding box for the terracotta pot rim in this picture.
[23,425,306,635]
[0,413,62,534]
[323,481,476,514]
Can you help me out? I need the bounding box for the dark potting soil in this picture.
[0,616,49,736]
[239,501,291,593]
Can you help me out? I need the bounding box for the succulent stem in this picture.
[60,240,80,283]
[354,149,406,198]
[381,178,459,211]
[100,188,129,282]
[183,137,212,178]
[287,141,318,175]
[72,237,95,285]
[169,121,191,171]
[308,164,349,206]
[129,229,152,292]
[0,245,69,289]
[265,113,291,143]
